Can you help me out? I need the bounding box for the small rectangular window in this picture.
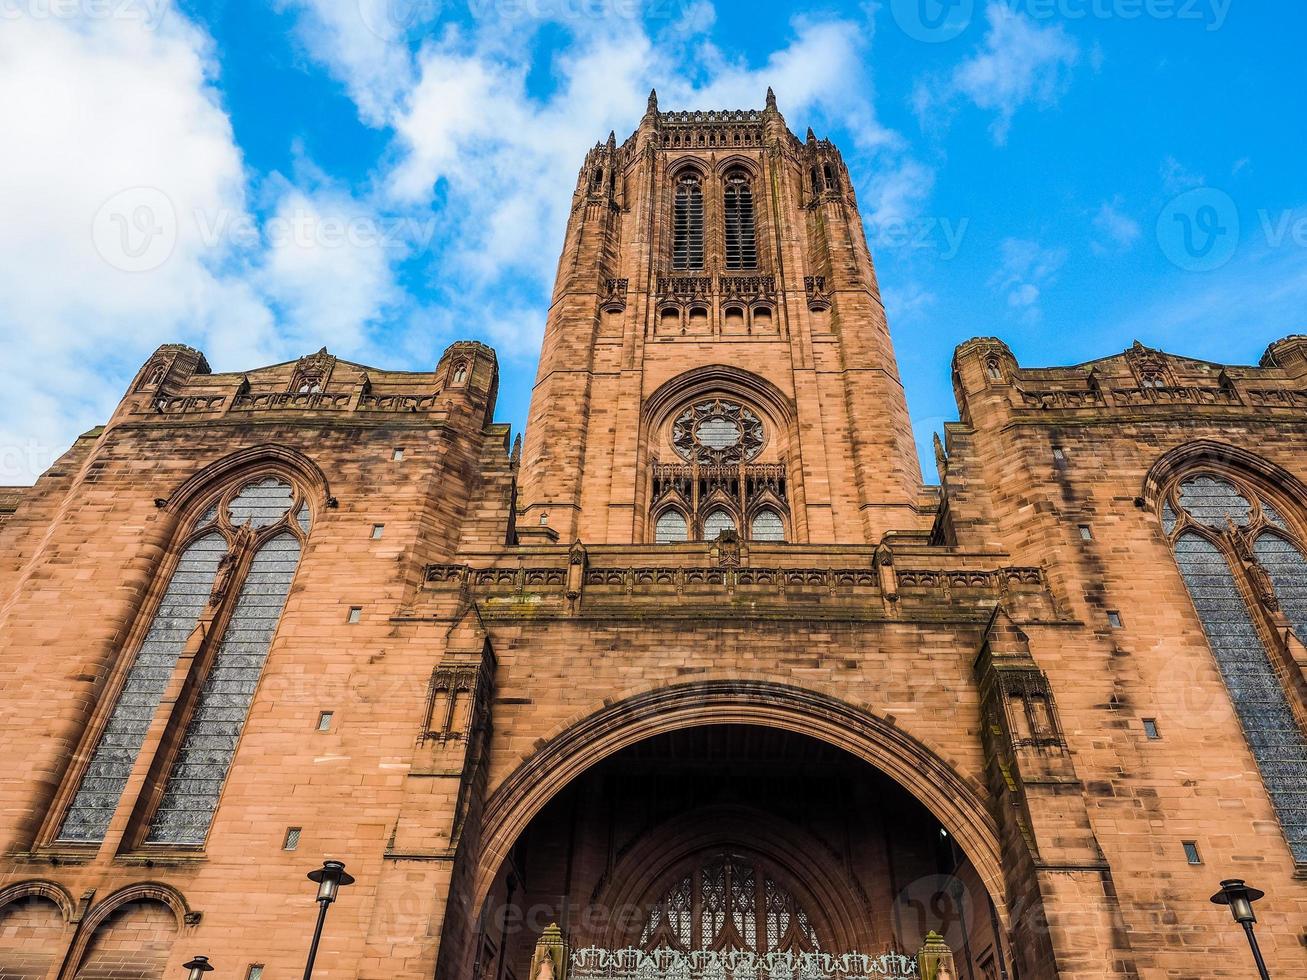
[1053,447,1067,462]
[1078,525,1093,541]
[392,448,405,461]
[1107,611,1124,629]
[1143,718,1161,740]
[283,827,301,851]
[371,524,385,539]
[247,967,265,980]
[347,607,362,624]
[317,711,334,732]
[1183,841,1202,865]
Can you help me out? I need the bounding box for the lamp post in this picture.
[1210,878,1270,980]
[303,859,355,980]
[182,956,214,980]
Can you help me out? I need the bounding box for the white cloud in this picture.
[0,13,407,483]
[1092,197,1142,254]
[989,238,1066,322]
[918,3,1080,145]
[380,15,914,356]
[1161,155,1206,195]
[273,0,423,125]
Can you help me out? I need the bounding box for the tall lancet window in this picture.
[723,169,757,269]
[673,172,704,270]
[56,476,310,846]
[1162,472,1307,862]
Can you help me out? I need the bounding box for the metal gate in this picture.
[568,947,920,980]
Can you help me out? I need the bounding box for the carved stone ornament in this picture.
[672,399,765,465]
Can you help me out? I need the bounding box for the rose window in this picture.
[672,399,764,465]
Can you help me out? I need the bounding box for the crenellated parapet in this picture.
[111,340,499,429]
[952,336,1307,428]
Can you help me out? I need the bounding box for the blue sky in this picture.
[1,0,1304,483]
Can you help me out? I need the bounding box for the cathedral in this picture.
[2,91,1306,979]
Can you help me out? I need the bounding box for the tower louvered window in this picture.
[673,174,704,270]
[56,476,310,847]
[1162,474,1307,862]
[723,171,757,270]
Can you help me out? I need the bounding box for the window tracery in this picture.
[56,475,311,846]
[1161,470,1307,862]
[638,853,819,954]
[672,399,764,466]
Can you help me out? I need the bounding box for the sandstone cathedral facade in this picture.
[1,92,1305,979]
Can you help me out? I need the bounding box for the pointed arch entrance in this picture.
[457,681,1010,980]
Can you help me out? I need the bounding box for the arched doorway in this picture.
[472,725,1007,980]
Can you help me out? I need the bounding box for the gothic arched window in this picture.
[1161,471,1307,862]
[672,173,704,271]
[751,509,785,542]
[639,852,819,954]
[702,510,736,541]
[655,510,689,544]
[723,170,757,270]
[57,475,311,846]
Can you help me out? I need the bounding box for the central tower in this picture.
[518,90,924,545]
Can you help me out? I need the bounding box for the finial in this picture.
[806,126,816,142]
[607,130,616,148]
[647,88,658,113]
[765,87,777,111]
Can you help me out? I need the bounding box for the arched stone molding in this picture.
[472,680,1006,923]
[665,156,709,181]
[0,879,75,923]
[1142,439,1307,517]
[60,882,192,980]
[644,364,795,434]
[161,444,332,519]
[585,804,878,954]
[711,154,763,181]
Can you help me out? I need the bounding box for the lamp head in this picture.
[1210,878,1265,924]
[307,859,355,904]
[183,956,214,980]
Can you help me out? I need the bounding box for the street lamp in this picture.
[1210,878,1270,980]
[303,859,355,980]
[182,956,214,980]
